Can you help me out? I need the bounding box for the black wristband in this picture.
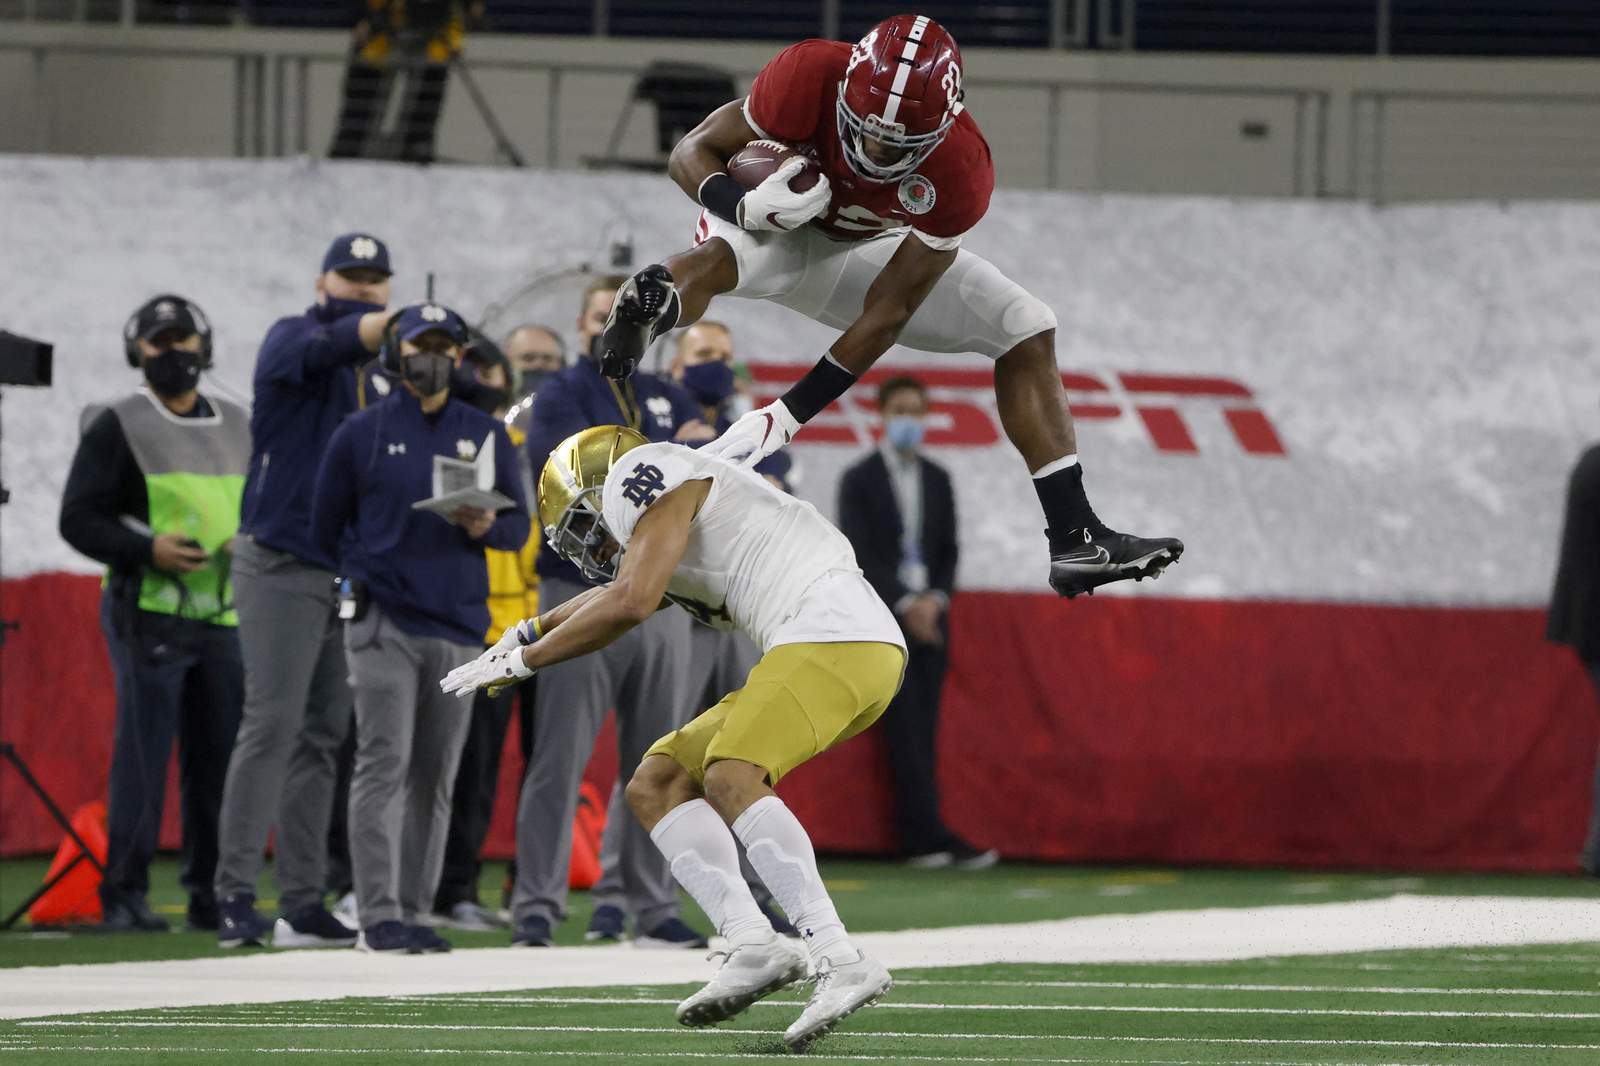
[698,172,744,227]
[780,354,858,424]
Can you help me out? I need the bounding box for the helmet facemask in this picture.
[546,486,622,585]
[835,82,953,183]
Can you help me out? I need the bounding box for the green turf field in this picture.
[1,856,1594,967]
[3,858,1597,1063]
[3,944,1600,1063]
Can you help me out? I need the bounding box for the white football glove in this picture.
[487,618,538,656]
[699,400,802,468]
[440,643,536,700]
[738,157,831,233]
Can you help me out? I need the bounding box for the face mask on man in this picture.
[403,352,455,396]
[143,348,203,398]
[321,295,386,320]
[681,361,736,407]
[469,384,510,415]
[519,368,553,396]
[885,415,925,452]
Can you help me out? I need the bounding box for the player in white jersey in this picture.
[441,425,905,1050]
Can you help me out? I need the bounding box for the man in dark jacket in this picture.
[59,294,248,932]
[312,302,529,953]
[837,375,996,870]
[1548,441,1600,876]
[212,234,392,949]
[509,276,713,949]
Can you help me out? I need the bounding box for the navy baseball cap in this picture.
[321,232,392,276]
[392,303,468,344]
[129,295,203,342]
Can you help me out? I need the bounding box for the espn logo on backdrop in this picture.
[747,364,1286,456]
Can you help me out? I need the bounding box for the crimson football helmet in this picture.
[835,14,963,183]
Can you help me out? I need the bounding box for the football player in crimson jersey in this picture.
[597,13,1182,599]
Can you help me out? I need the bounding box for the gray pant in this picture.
[591,623,766,916]
[512,576,693,931]
[346,606,476,926]
[214,537,354,913]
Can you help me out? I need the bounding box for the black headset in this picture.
[377,304,470,377]
[123,294,213,370]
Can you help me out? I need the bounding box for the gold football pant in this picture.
[644,640,906,786]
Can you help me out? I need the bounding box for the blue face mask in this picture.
[885,415,924,452]
[320,295,386,321]
[681,361,736,406]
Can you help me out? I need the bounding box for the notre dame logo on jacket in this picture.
[104,392,251,626]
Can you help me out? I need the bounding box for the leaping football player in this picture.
[596,13,1181,598]
[441,425,906,1050]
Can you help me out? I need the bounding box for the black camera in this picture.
[0,331,52,388]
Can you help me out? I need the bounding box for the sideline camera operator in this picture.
[58,294,248,932]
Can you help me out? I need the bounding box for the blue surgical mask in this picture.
[885,415,924,452]
[320,295,386,321]
[681,361,736,406]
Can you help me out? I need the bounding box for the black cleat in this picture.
[597,265,679,381]
[1048,527,1184,599]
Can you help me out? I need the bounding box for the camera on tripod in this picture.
[0,330,53,388]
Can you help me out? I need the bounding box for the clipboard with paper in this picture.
[410,432,515,516]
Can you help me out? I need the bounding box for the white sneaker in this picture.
[783,949,892,1052]
[331,892,359,932]
[443,901,503,932]
[675,935,809,1027]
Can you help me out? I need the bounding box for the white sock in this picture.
[1032,454,1079,479]
[648,799,770,946]
[732,796,852,962]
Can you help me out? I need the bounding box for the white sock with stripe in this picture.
[648,799,770,947]
[732,795,853,962]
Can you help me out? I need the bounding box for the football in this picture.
[726,139,823,193]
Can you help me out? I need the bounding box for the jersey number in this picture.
[826,204,898,233]
[668,593,733,627]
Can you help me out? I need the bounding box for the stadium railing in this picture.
[3,0,1599,58]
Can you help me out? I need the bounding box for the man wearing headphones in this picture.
[59,295,249,932]
[213,234,392,949]
[311,303,530,953]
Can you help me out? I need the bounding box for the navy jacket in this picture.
[239,304,379,570]
[1549,442,1600,662]
[524,355,702,585]
[837,450,958,612]
[310,390,531,645]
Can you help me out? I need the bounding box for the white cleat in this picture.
[674,935,809,1027]
[783,948,892,1051]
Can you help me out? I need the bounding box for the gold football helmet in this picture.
[538,425,649,583]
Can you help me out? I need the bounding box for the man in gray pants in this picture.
[310,302,530,952]
[510,277,713,948]
[512,577,696,945]
[213,235,393,948]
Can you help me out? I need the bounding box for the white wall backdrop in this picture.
[2,156,1596,604]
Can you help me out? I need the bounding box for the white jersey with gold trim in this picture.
[600,441,905,654]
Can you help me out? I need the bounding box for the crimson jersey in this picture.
[742,39,994,251]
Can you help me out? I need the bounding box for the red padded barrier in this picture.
[4,574,1594,873]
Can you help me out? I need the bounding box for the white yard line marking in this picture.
[0,1047,1462,1066]
[5,896,1600,1020]
[381,993,1600,1020]
[14,1021,1600,1053]
[893,978,1600,998]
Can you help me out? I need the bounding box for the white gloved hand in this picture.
[487,618,538,656]
[738,157,831,232]
[699,400,802,467]
[477,618,540,694]
[440,643,536,700]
